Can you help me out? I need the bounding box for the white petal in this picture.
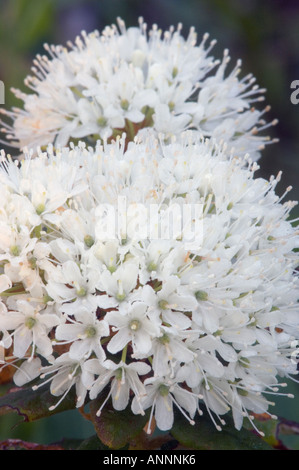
[127,361,151,375]
[96,295,119,309]
[14,327,33,358]
[155,394,174,431]
[133,330,152,355]
[112,379,130,410]
[107,329,131,354]
[34,332,53,357]
[162,310,191,330]
[173,387,197,417]
[0,274,12,293]
[38,313,61,329]
[55,323,84,341]
[13,358,42,386]
[69,339,91,360]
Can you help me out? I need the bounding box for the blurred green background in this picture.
[0,0,298,448]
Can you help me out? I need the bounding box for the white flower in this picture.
[141,277,197,329]
[149,326,196,377]
[45,259,98,306]
[55,305,109,361]
[1,19,276,160]
[0,300,60,359]
[0,149,87,222]
[33,352,94,409]
[95,262,139,309]
[0,134,298,433]
[0,302,13,352]
[132,374,198,432]
[0,223,36,266]
[106,301,161,356]
[85,358,150,413]
[175,340,225,389]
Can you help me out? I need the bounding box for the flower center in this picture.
[168,101,175,112]
[10,245,21,256]
[43,294,53,304]
[195,290,208,301]
[36,203,45,215]
[116,280,126,301]
[158,333,170,345]
[120,99,129,111]
[28,256,37,269]
[25,317,36,329]
[76,286,87,297]
[85,325,97,338]
[116,292,126,301]
[172,66,179,78]
[115,368,123,380]
[97,116,107,128]
[158,299,169,310]
[158,384,169,397]
[70,364,81,377]
[147,262,157,272]
[237,388,248,396]
[129,319,141,331]
[84,235,95,248]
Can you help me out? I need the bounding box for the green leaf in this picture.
[89,395,149,450]
[0,385,77,422]
[128,431,182,451]
[244,413,299,450]
[0,437,87,450]
[76,434,110,450]
[171,411,273,450]
[0,438,66,450]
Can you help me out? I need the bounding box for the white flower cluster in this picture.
[0,134,298,433]
[1,18,277,161]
